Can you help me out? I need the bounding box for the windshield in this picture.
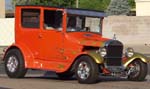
[67,15,102,34]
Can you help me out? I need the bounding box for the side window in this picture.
[21,9,40,28]
[44,10,63,30]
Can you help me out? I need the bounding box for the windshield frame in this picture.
[63,8,106,35]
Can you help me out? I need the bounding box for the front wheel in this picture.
[4,49,27,78]
[127,60,148,81]
[75,56,99,84]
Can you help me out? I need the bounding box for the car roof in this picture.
[66,9,106,17]
[16,5,106,17]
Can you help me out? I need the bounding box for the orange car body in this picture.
[3,5,148,74]
[4,6,107,73]
[3,6,149,83]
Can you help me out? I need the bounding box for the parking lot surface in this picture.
[0,47,150,89]
[0,61,150,89]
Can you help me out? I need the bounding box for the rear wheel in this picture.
[127,60,147,81]
[75,56,99,84]
[4,49,27,78]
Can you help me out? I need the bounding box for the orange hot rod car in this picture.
[3,5,148,84]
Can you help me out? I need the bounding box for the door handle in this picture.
[38,34,43,38]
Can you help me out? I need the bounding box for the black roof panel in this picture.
[16,5,106,17]
[67,9,106,17]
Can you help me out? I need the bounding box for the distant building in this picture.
[136,0,150,16]
[0,0,5,18]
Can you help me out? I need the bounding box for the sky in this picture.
[5,0,12,10]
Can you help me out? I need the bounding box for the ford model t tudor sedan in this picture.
[3,5,148,84]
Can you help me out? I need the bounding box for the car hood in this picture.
[65,32,109,47]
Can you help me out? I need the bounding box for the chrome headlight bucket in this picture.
[97,47,107,57]
[125,47,134,58]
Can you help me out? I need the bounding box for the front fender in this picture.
[123,52,148,68]
[87,51,104,64]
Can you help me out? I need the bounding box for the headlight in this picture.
[97,47,107,57]
[125,48,134,57]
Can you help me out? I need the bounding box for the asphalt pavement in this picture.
[0,51,150,89]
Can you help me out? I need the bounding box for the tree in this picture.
[106,0,130,15]
[79,0,110,11]
[12,0,134,12]
[12,0,27,9]
[128,0,135,8]
[12,0,75,7]
[49,0,75,7]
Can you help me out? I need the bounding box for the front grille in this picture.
[104,40,123,66]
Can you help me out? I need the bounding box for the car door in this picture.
[37,9,65,61]
[20,8,42,59]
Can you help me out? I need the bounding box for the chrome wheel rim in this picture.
[77,61,90,80]
[7,56,18,73]
[129,62,140,77]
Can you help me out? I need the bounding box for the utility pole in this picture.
[76,0,79,8]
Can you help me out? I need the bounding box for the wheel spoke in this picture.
[7,56,18,73]
[128,61,141,77]
[77,61,90,80]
